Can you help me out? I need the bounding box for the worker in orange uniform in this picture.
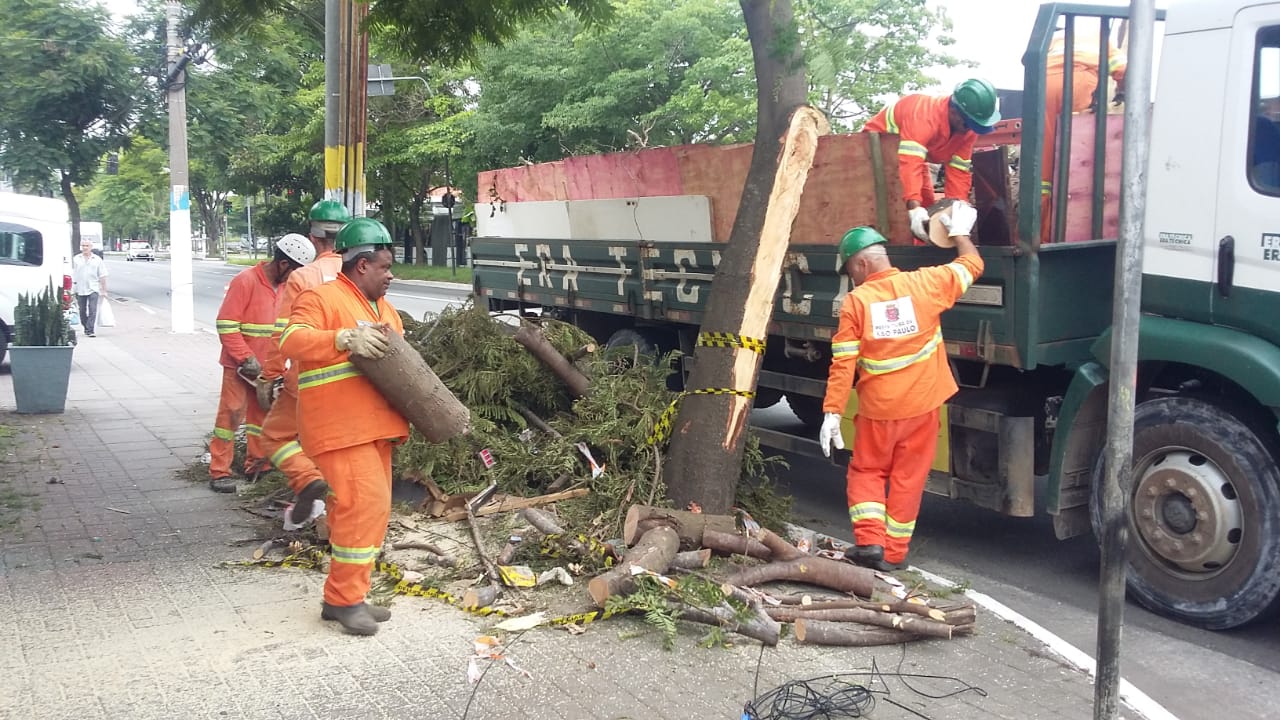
[279,217,407,636]
[210,235,316,493]
[818,202,983,572]
[1040,29,1127,243]
[255,200,351,529]
[862,79,1000,242]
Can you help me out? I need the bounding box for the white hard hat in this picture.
[276,233,316,266]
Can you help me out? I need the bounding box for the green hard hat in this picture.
[334,217,393,252]
[838,227,888,267]
[951,78,1001,128]
[308,199,351,224]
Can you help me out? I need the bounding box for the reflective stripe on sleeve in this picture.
[885,105,899,134]
[297,361,360,390]
[831,340,861,359]
[279,323,311,346]
[948,155,972,173]
[898,140,927,159]
[216,320,240,335]
[947,262,974,293]
[271,440,304,467]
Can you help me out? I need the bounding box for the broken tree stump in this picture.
[623,504,738,548]
[794,619,921,647]
[514,324,591,398]
[588,526,679,607]
[349,331,471,442]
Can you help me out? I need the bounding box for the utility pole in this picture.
[323,0,369,217]
[1094,1,1155,718]
[246,195,254,256]
[165,0,195,334]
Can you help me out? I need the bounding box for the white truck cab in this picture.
[0,192,71,364]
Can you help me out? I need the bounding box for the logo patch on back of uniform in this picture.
[870,296,919,338]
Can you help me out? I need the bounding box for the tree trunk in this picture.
[410,193,426,265]
[665,0,822,514]
[61,171,81,255]
[623,504,738,548]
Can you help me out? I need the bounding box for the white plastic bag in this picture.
[97,296,116,327]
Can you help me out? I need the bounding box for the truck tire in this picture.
[753,387,783,409]
[603,328,657,370]
[1090,396,1280,629]
[787,394,826,429]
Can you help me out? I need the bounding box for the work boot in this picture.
[321,602,379,636]
[845,544,896,572]
[209,476,236,493]
[361,603,391,623]
[290,479,330,526]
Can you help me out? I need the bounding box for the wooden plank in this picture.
[1061,113,1123,243]
[791,134,907,246]
[677,143,755,243]
[564,147,685,200]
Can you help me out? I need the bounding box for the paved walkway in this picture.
[0,299,1116,719]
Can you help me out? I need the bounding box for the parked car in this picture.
[0,192,72,364]
[126,241,154,261]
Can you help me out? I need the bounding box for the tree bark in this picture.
[764,607,957,639]
[670,549,713,569]
[513,324,592,398]
[665,0,823,514]
[794,619,921,647]
[701,529,772,560]
[671,601,781,646]
[623,504,738,548]
[348,331,471,442]
[726,556,877,598]
[61,171,81,255]
[587,526,679,607]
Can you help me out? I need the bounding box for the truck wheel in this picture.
[1090,396,1280,629]
[603,328,657,370]
[787,394,826,429]
[753,387,783,409]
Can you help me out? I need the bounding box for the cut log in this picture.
[587,526,680,607]
[348,331,470,442]
[567,343,597,362]
[513,324,591,398]
[726,556,877,598]
[790,597,949,622]
[794,619,921,647]
[702,529,772,560]
[462,585,499,610]
[623,504,738,548]
[518,506,591,558]
[670,549,712,569]
[764,607,955,639]
[671,601,780,646]
[390,541,457,568]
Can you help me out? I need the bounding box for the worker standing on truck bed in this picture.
[255,200,351,529]
[818,202,983,572]
[1040,29,1127,243]
[279,218,408,636]
[862,79,1000,242]
[209,236,316,493]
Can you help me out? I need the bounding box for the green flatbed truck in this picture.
[473,1,1280,629]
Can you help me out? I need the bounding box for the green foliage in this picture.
[14,281,72,347]
[0,0,140,250]
[608,573,751,651]
[80,137,169,242]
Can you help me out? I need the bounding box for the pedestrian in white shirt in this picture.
[71,240,109,337]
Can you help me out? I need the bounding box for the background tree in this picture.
[79,137,169,244]
[0,0,140,252]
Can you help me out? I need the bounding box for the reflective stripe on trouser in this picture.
[259,382,323,494]
[845,408,940,564]
[314,439,394,606]
[1041,68,1099,244]
[210,367,268,479]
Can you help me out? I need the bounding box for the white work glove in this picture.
[939,200,978,238]
[336,325,390,359]
[819,412,845,458]
[282,499,325,531]
[908,206,930,242]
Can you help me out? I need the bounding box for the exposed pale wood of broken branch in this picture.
[513,324,592,398]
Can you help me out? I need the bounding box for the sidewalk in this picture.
[1,299,1110,720]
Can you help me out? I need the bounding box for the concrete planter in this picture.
[9,345,74,414]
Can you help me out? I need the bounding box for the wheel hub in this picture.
[1131,449,1243,573]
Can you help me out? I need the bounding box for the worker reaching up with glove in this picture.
[819,201,984,572]
[280,217,409,636]
[255,200,351,530]
[862,79,1000,242]
[209,234,316,493]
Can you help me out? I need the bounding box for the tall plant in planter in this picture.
[10,281,75,413]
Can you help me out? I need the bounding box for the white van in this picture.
[79,221,104,255]
[0,192,72,364]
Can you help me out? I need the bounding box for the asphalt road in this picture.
[103,256,468,329]
[97,258,1280,718]
[752,401,1280,720]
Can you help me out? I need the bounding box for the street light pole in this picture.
[165,0,194,334]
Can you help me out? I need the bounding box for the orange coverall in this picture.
[863,94,977,210]
[1041,33,1127,243]
[211,262,282,480]
[280,272,408,608]
[823,253,985,564]
[258,251,343,494]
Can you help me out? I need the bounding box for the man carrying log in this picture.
[818,203,982,572]
[279,217,408,636]
[255,200,351,529]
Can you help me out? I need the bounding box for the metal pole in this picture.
[323,0,342,203]
[165,0,194,334]
[1095,1,1155,718]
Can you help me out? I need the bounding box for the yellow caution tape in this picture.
[647,387,756,446]
[538,533,617,568]
[696,332,766,354]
